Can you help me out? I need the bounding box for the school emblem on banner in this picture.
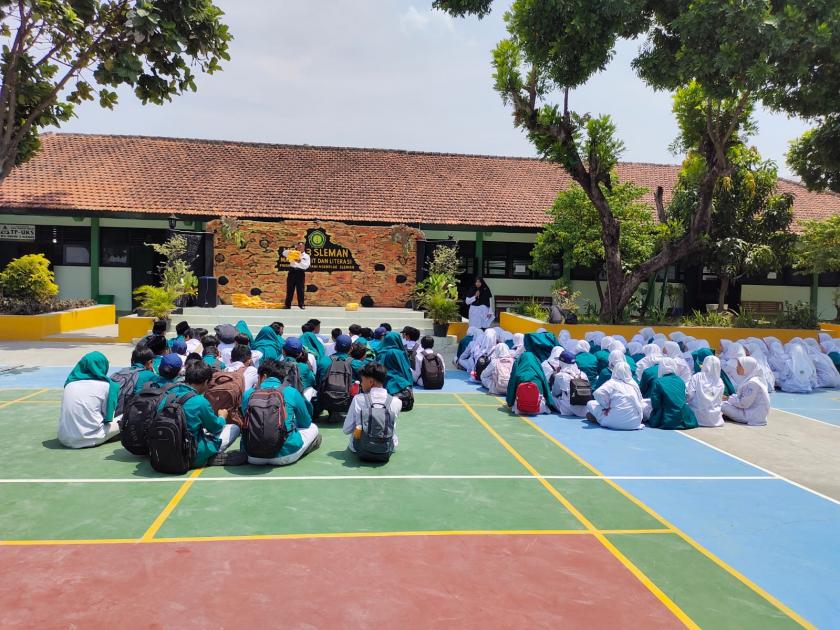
[277,227,361,273]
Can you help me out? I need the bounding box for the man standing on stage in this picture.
[283,241,311,309]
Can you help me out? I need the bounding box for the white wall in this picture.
[54,266,90,301]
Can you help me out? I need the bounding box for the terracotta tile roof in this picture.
[0,133,838,230]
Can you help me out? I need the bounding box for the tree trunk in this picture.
[717,275,730,312]
[594,275,604,310]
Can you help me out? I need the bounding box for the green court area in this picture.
[0,390,809,628]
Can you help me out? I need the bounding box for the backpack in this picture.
[515,382,541,415]
[277,361,303,392]
[420,353,444,390]
[147,389,197,474]
[120,382,172,456]
[244,387,292,459]
[474,355,491,379]
[354,393,396,462]
[569,378,593,406]
[406,344,420,367]
[205,368,246,427]
[319,357,354,411]
[111,367,143,418]
[396,387,414,412]
[491,357,514,394]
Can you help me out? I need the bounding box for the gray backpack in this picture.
[354,394,395,462]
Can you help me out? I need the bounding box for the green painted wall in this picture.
[100,267,132,311]
[54,266,90,301]
[741,284,837,321]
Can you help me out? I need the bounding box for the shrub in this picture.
[681,309,733,327]
[512,298,549,321]
[0,254,59,301]
[0,297,94,315]
[777,301,819,329]
[133,285,178,320]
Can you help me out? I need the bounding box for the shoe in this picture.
[303,433,322,456]
[206,450,248,466]
[299,306,306,310]
[585,412,598,424]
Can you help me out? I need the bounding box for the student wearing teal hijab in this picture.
[300,331,331,379]
[58,352,122,448]
[523,331,559,363]
[235,320,254,344]
[505,351,553,411]
[376,331,414,395]
[253,326,283,362]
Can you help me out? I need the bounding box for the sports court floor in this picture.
[0,368,838,628]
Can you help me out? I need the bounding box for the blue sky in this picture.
[57,1,808,177]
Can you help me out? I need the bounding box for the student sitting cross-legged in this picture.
[130,346,158,394]
[240,359,321,466]
[412,335,445,389]
[343,362,401,462]
[58,351,123,448]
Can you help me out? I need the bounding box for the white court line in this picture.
[676,431,840,507]
[0,474,775,484]
[770,407,840,430]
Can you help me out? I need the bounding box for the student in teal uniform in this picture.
[375,331,414,395]
[300,327,331,379]
[505,351,553,411]
[253,326,283,362]
[349,342,372,381]
[647,359,699,430]
[239,359,321,466]
[523,331,559,363]
[131,346,158,393]
[167,320,190,349]
[573,340,600,384]
[153,354,182,387]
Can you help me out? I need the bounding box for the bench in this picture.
[740,300,784,316]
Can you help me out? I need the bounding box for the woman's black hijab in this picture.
[470,277,492,308]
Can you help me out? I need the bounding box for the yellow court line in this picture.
[0,528,676,547]
[140,468,204,541]
[507,403,815,630]
[454,394,698,630]
[0,388,51,409]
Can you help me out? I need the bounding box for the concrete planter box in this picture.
[0,305,116,341]
[500,312,823,351]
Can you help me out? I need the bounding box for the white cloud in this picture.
[399,6,454,33]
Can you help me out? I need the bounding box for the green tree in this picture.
[435,0,840,322]
[0,1,231,182]
[787,116,840,194]
[531,179,662,311]
[795,215,840,320]
[671,146,795,312]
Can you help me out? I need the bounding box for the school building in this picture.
[0,133,838,318]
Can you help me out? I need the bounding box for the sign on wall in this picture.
[276,227,361,273]
[0,224,35,241]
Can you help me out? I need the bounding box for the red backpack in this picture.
[515,382,541,415]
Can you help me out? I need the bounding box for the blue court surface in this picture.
[3,364,839,628]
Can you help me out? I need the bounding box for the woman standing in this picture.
[465,277,494,330]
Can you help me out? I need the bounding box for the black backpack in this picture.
[120,382,172,456]
[319,357,353,412]
[420,353,444,390]
[395,387,414,412]
[277,361,303,393]
[147,389,197,474]
[244,387,293,459]
[474,355,491,379]
[111,367,143,418]
[569,378,593,406]
[354,393,396,462]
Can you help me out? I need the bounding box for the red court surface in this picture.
[0,534,680,629]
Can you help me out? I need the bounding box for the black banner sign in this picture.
[276,227,361,273]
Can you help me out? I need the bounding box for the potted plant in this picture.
[426,291,460,337]
[133,285,178,321]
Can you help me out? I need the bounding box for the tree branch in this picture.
[654,186,666,222]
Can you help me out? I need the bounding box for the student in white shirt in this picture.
[412,335,445,388]
[225,344,259,391]
[58,352,122,448]
[343,362,401,454]
[283,241,311,309]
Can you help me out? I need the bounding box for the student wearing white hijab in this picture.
[585,362,645,430]
[722,342,748,389]
[743,339,776,392]
[636,343,664,379]
[686,355,724,427]
[779,343,816,393]
[803,338,840,388]
[639,328,655,343]
[663,341,693,383]
[547,350,590,417]
[766,340,791,385]
[458,329,487,373]
[511,333,525,358]
[481,342,515,395]
[721,357,770,426]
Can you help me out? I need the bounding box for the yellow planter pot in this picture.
[0,305,116,341]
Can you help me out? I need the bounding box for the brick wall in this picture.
[208,219,424,307]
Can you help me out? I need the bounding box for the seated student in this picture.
[402,326,421,362]
[139,319,168,349]
[585,362,644,430]
[225,343,259,391]
[481,343,515,395]
[162,361,243,467]
[184,328,202,356]
[456,328,485,373]
[412,335,446,389]
[803,338,840,388]
[58,352,122,448]
[131,346,158,394]
[627,341,645,364]
[153,353,183,387]
[168,320,190,349]
[145,334,168,373]
[324,327,342,356]
[549,350,590,418]
[171,339,188,371]
[647,359,699,430]
[300,325,331,379]
[721,357,770,426]
[593,337,614,372]
[239,359,321,466]
[572,340,599,384]
[359,327,374,342]
[454,327,477,367]
[379,322,392,333]
[201,339,226,371]
[283,337,317,401]
[215,323,237,360]
[663,341,693,383]
[523,330,559,364]
[686,355,724,427]
[343,362,401,458]
[506,351,552,415]
[235,320,255,344]
[252,325,283,362]
[348,324,362,342]
[370,326,387,353]
[376,331,415,404]
[349,341,372,382]
[593,349,633,391]
[635,343,664,379]
[270,321,285,339]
